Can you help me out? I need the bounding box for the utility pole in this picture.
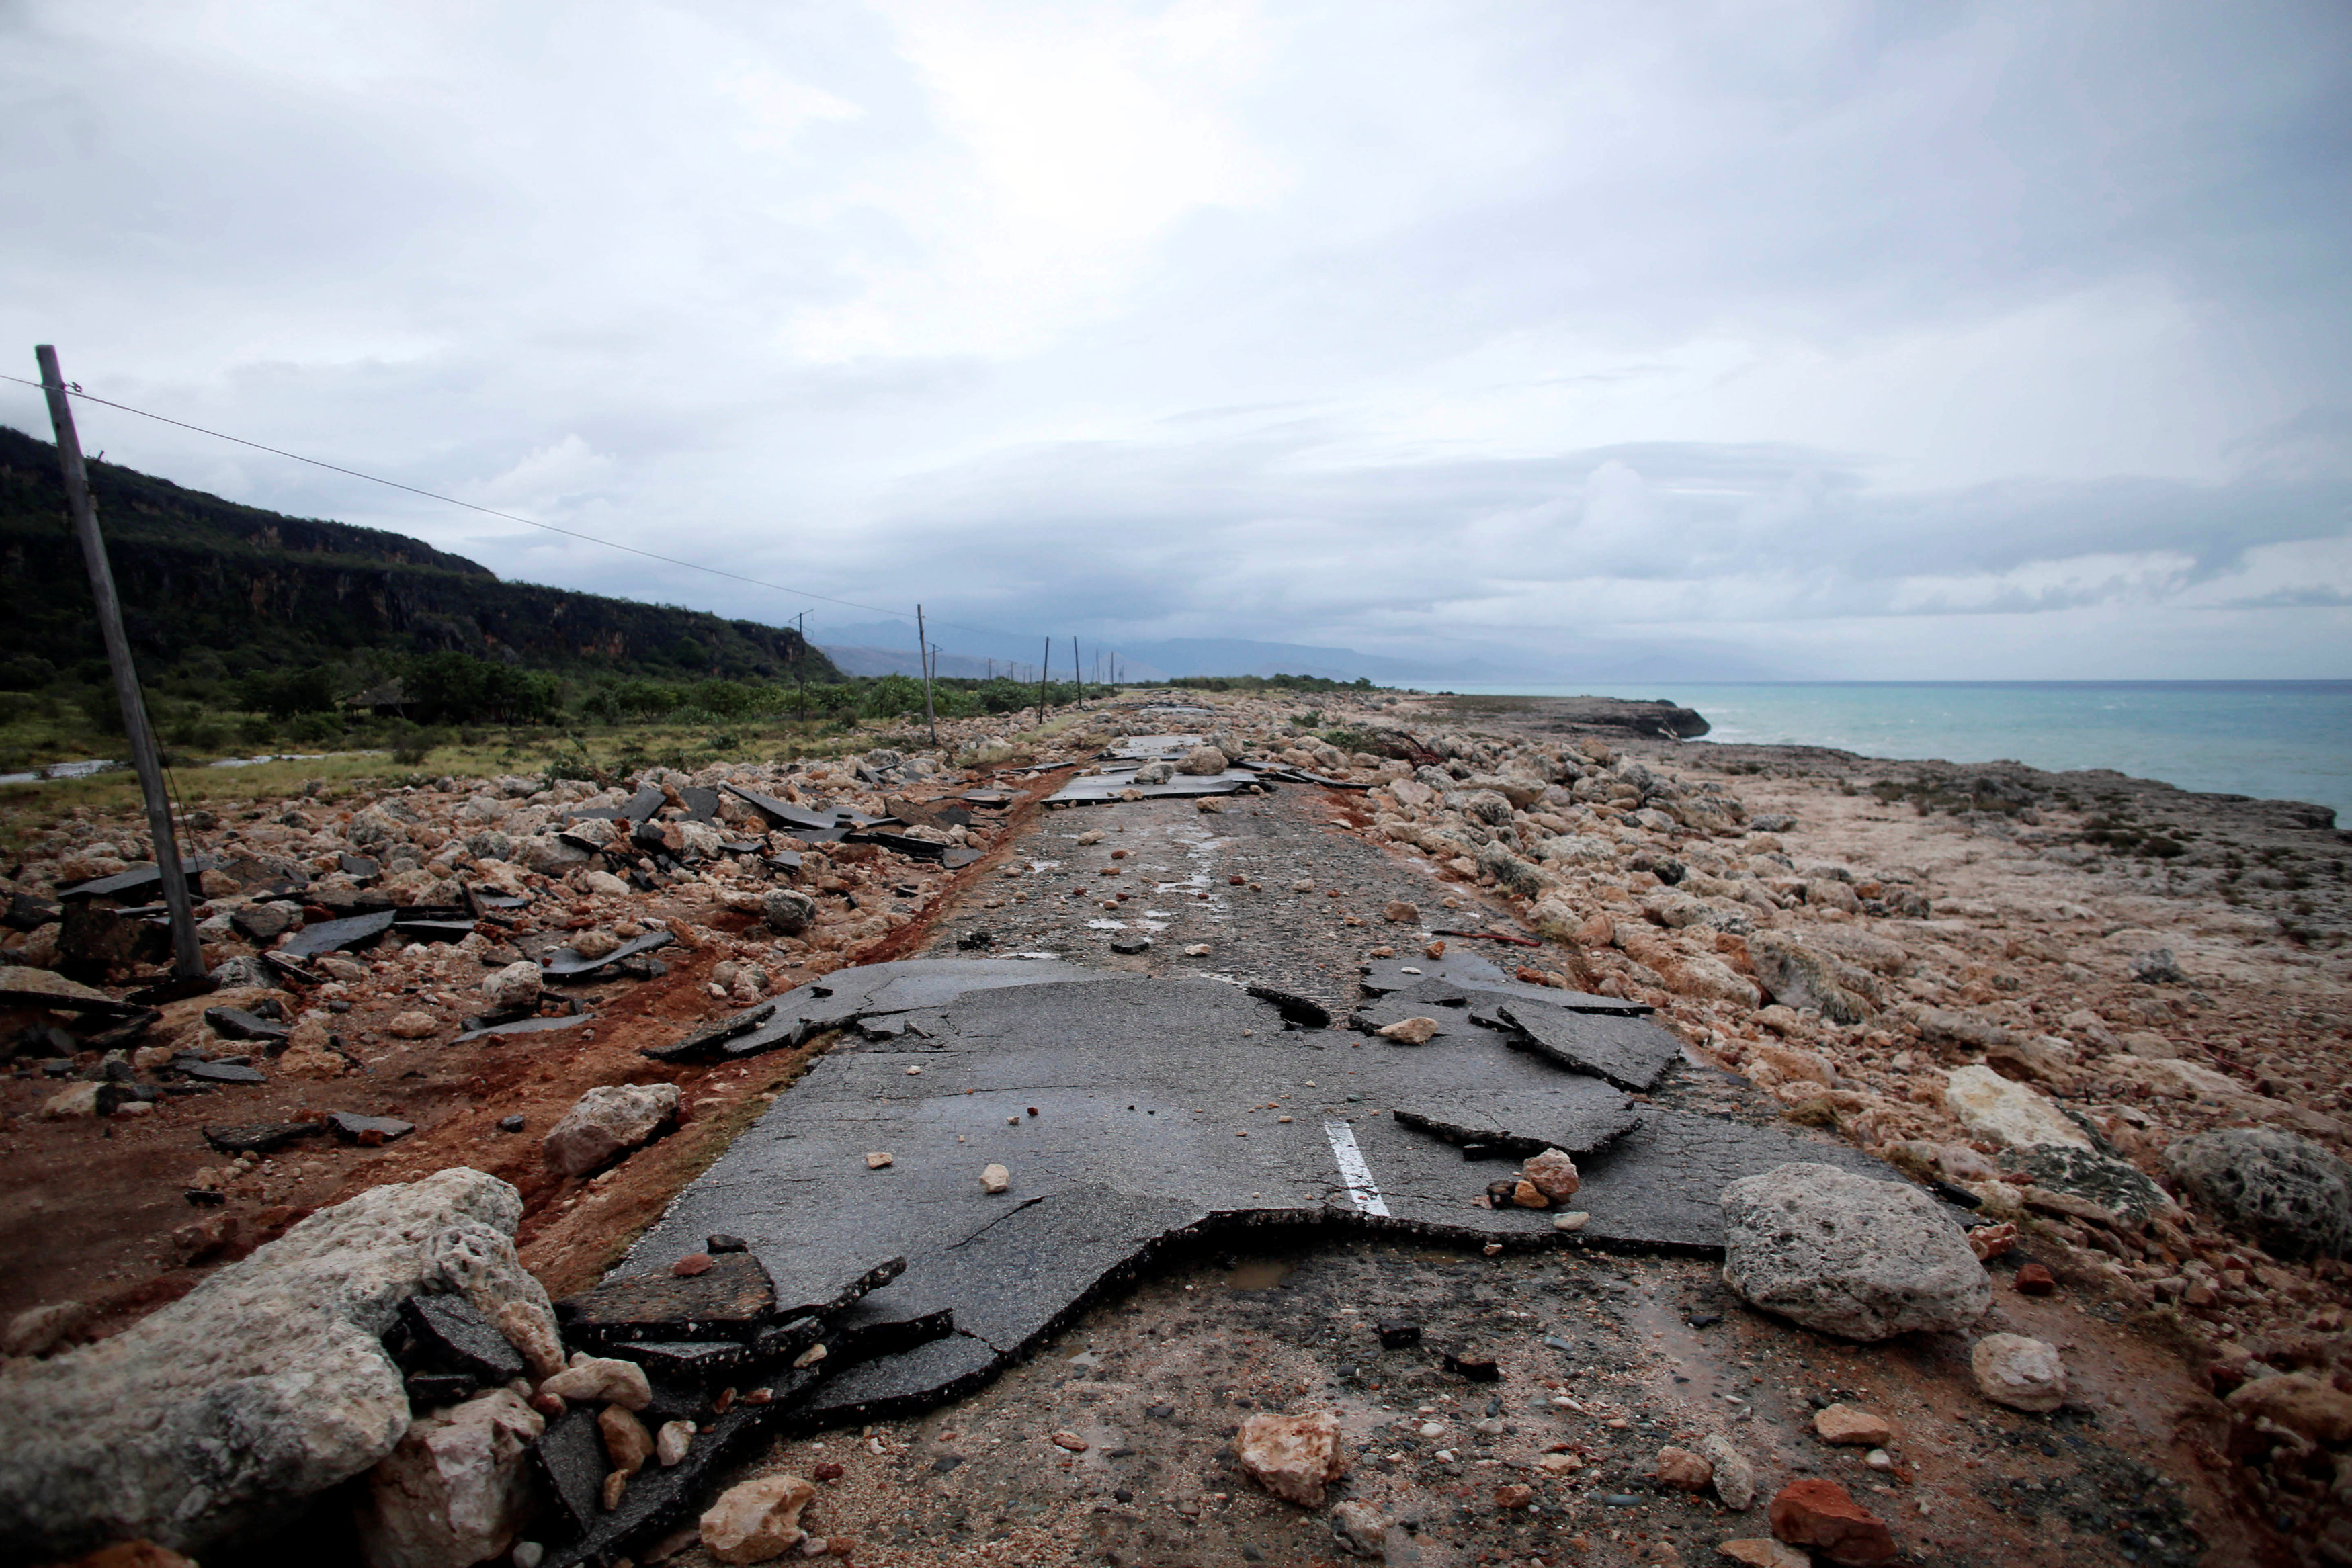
[36,346,206,980]
[1038,637,1050,726]
[915,604,937,748]
[795,611,808,725]
[1072,636,1082,705]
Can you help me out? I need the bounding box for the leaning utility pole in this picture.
[36,345,206,980]
[1037,637,1050,725]
[915,604,937,748]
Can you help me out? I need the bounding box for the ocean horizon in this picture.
[1402,680,2352,822]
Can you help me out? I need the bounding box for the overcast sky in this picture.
[4,1,2349,680]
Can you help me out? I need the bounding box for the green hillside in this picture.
[0,423,836,715]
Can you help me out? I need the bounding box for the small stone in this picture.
[599,1404,654,1477]
[540,1356,653,1411]
[1699,1434,1756,1510]
[673,1252,714,1277]
[1330,1497,1388,1558]
[1523,1147,1581,1202]
[353,1388,544,1568]
[1718,1540,1809,1568]
[481,961,542,1009]
[386,1011,439,1041]
[42,1083,102,1119]
[497,1115,526,1133]
[761,889,818,937]
[865,1151,894,1169]
[1552,1211,1591,1232]
[657,1420,695,1467]
[543,1084,679,1178]
[2013,1262,2056,1295]
[1050,1430,1088,1452]
[601,1469,628,1511]
[1970,1333,2067,1413]
[980,1164,1011,1194]
[1812,1405,1892,1446]
[569,929,622,961]
[1655,1445,1714,1491]
[1864,1448,1892,1471]
[0,1300,91,1359]
[1767,1477,1894,1565]
[1493,1483,1534,1510]
[497,1299,567,1383]
[701,1473,818,1563]
[1376,1016,1439,1045]
[1382,901,1419,924]
[1511,1180,1549,1209]
[1183,943,1212,957]
[1234,1410,1346,1507]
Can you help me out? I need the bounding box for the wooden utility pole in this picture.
[36,345,206,979]
[915,605,937,748]
[1037,637,1050,725]
[794,611,808,724]
[1072,636,1082,705]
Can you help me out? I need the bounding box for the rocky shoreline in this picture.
[0,687,2345,1567]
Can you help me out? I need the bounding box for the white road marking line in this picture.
[1325,1121,1391,1217]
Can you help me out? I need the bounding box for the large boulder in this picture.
[2165,1128,2352,1260]
[353,1389,544,1568]
[0,1169,558,1561]
[1176,745,1229,776]
[544,1083,680,1177]
[1720,1163,1989,1340]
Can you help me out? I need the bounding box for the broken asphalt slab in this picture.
[616,965,1919,1425]
[640,957,1124,1063]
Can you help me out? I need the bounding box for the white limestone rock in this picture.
[1720,1162,1990,1341]
[1944,1065,2093,1151]
[480,961,542,1010]
[0,1168,550,1561]
[353,1388,544,1568]
[542,1083,679,1177]
[1971,1333,2068,1412]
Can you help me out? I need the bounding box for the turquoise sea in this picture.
[1431,682,2352,822]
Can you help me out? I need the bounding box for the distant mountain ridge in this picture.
[0,425,833,687]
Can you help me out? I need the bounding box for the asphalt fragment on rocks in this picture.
[616,960,1917,1427]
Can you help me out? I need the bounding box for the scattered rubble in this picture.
[1,686,2345,1565]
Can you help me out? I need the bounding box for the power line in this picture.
[0,369,1034,646]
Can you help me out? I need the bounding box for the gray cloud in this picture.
[1,0,2347,679]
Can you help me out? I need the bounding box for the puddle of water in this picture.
[1220,1260,1295,1291]
[0,758,122,785]
[1087,918,1127,930]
